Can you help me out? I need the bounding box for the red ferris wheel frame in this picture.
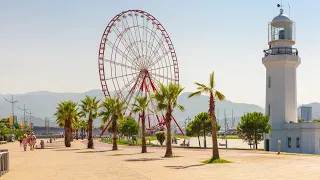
[98,10,183,136]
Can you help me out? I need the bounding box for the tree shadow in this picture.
[53,148,83,151]
[109,153,141,156]
[164,164,205,169]
[75,150,114,153]
[124,158,163,162]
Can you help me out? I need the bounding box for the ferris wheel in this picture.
[98,10,183,135]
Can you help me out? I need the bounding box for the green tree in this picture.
[0,123,12,141]
[153,83,184,157]
[298,119,304,123]
[237,112,271,149]
[54,100,78,147]
[132,96,152,153]
[186,120,202,147]
[79,95,100,149]
[120,116,139,143]
[188,71,225,160]
[187,112,221,148]
[155,131,166,145]
[99,96,127,150]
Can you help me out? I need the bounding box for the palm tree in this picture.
[79,120,88,140]
[79,95,100,149]
[132,96,152,153]
[54,100,78,147]
[188,71,225,160]
[72,118,80,140]
[153,83,184,157]
[99,96,126,150]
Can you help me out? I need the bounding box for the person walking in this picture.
[19,137,22,147]
[29,132,37,150]
[22,134,28,151]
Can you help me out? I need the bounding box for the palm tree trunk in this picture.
[198,136,201,147]
[76,129,79,140]
[141,111,147,153]
[210,92,220,159]
[88,119,94,149]
[65,119,71,147]
[81,128,84,140]
[112,119,118,150]
[164,110,173,157]
[70,128,73,142]
[203,125,207,148]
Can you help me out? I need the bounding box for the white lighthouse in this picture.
[263,7,320,154]
[263,7,300,129]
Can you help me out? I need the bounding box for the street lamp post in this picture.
[4,95,18,132]
[185,116,191,134]
[18,104,28,124]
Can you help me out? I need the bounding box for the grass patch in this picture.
[217,135,240,139]
[173,155,183,158]
[202,158,232,164]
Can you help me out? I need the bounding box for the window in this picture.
[296,137,300,148]
[288,137,291,148]
[268,76,271,88]
[268,104,271,116]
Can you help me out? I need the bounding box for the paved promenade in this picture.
[2,139,320,180]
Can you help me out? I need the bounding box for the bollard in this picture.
[40,140,45,149]
[50,138,52,143]
[277,140,281,155]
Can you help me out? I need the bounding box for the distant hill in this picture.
[0,89,265,128]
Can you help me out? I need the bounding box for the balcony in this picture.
[263,47,298,57]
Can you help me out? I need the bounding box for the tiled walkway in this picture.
[2,139,320,180]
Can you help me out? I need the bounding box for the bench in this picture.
[0,150,9,177]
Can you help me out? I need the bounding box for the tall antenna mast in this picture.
[288,4,291,16]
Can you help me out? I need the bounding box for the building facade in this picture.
[300,106,312,122]
[263,8,320,154]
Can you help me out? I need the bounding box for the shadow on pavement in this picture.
[53,148,83,151]
[75,150,114,153]
[124,158,163,162]
[164,164,205,169]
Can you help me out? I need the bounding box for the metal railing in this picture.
[0,150,9,176]
[263,47,298,57]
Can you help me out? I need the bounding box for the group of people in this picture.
[19,132,37,151]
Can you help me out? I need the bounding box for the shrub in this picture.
[155,131,166,145]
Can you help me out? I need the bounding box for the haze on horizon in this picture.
[1,0,320,107]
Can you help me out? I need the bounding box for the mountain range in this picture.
[0,89,318,129]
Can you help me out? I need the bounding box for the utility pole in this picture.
[4,95,18,131]
[18,104,28,124]
[224,109,228,149]
[231,109,234,128]
[185,116,191,134]
[26,109,34,131]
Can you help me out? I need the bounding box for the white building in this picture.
[300,106,312,122]
[263,8,320,154]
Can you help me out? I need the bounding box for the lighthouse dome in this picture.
[272,9,292,22]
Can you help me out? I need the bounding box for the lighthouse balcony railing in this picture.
[263,47,298,57]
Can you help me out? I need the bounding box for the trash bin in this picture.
[40,140,45,149]
[49,138,52,143]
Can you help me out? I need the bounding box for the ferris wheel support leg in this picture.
[172,116,184,135]
[100,119,112,136]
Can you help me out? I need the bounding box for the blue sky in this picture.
[1,0,320,107]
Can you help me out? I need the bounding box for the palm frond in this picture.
[209,71,215,89]
[215,90,225,101]
[188,91,202,98]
